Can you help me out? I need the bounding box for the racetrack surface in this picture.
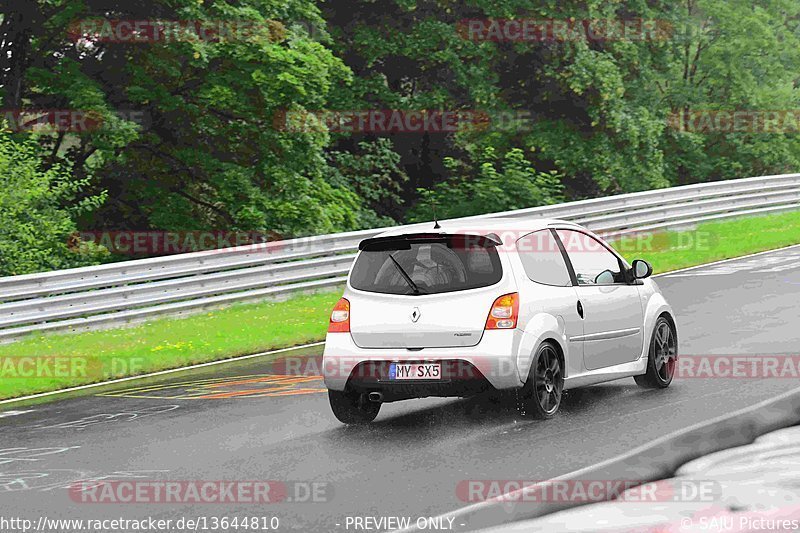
[2,247,800,532]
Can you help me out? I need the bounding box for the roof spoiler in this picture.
[358,232,502,251]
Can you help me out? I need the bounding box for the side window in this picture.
[516,230,572,287]
[556,229,625,286]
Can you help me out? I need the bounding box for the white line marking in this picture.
[665,252,800,277]
[0,409,35,418]
[0,341,325,407]
[393,384,800,532]
[655,243,800,278]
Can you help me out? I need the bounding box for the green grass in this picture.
[0,291,341,399]
[1,209,800,401]
[613,210,800,273]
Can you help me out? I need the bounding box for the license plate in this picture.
[389,363,441,380]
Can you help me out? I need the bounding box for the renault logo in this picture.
[410,307,421,323]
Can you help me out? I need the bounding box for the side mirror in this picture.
[632,259,653,279]
[594,270,615,284]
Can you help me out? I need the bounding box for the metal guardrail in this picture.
[1,173,799,342]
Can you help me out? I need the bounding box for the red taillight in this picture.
[485,293,519,330]
[328,297,350,333]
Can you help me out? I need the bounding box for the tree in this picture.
[407,147,563,221]
[656,0,800,183]
[3,0,800,269]
[325,138,409,227]
[325,0,800,206]
[0,0,375,237]
[0,130,107,275]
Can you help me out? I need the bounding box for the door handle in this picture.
[577,300,584,319]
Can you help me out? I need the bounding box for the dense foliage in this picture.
[0,131,107,274]
[2,0,800,273]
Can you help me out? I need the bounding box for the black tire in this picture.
[517,342,564,419]
[328,389,381,424]
[634,316,677,389]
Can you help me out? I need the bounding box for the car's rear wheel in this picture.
[328,389,381,424]
[634,316,677,389]
[517,342,563,419]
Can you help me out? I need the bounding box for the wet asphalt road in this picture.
[1,246,799,533]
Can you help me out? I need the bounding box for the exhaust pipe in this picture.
[368,391,383,403]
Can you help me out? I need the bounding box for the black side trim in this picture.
[550,228,578,286]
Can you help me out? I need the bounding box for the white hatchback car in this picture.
[322,219,677,423]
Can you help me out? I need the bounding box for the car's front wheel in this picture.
[328,389,381,424]
[634,316,677,389]
[517,342,564,419]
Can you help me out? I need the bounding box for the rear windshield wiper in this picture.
[387,253,422,295]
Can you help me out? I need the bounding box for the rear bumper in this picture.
[342,359,493,401]
[322,330,525,394]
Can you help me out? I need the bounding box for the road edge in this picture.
[394,385,800,532]
[0,341,325,407]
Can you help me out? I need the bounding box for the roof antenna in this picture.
[432,204,441,229]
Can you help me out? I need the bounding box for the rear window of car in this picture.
[350,235,503,295]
